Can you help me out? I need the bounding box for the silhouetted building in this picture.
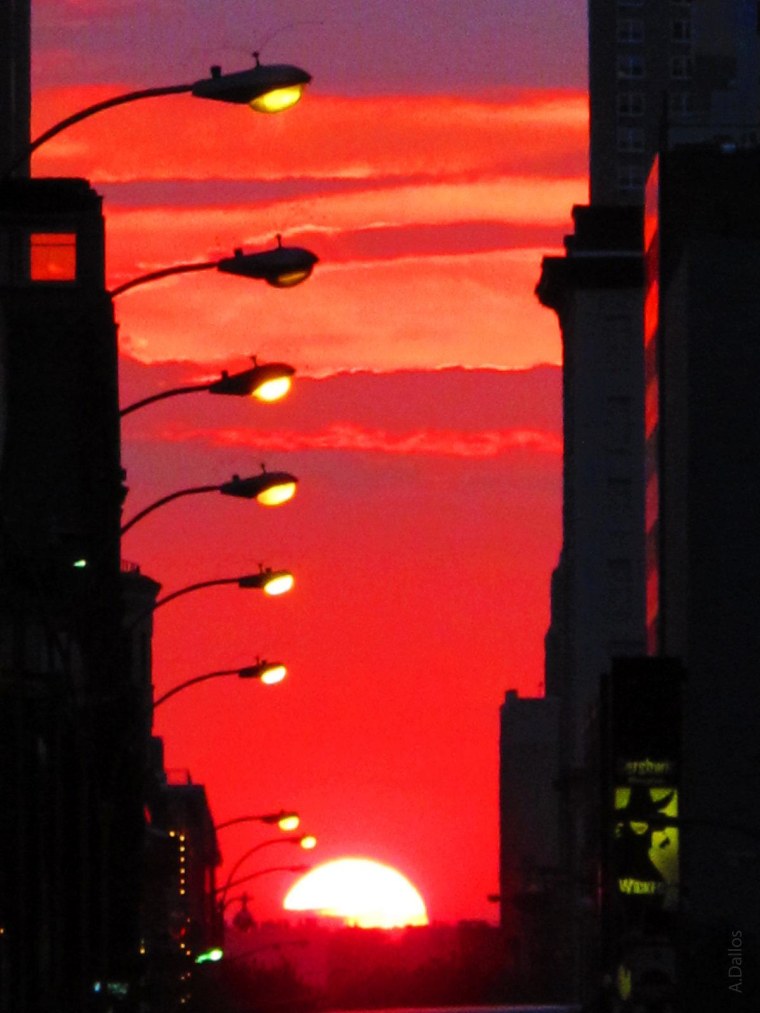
[0,0,31,179]
[0,177,130,1012]
[644,145,760,1007]
[535,204,646,999]
[498,690,564,997]
[144,764,222,1006]
[526,3,760,1006]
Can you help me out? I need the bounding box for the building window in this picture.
[618,19,644,43]
[618,126,645,152]
[29,232,77,282]
[618,92,645,117]
[618,54,645,79]
[671,56,693,80]
[672,19,692,42]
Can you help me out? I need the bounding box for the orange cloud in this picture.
[31,86,587,183]
[136,423,563,458]
[113,248,564,371]
[102,176,582,281]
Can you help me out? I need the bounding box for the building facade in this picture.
[514,1,760,1005]
[645,145,760,1007]
[589,0,760,206]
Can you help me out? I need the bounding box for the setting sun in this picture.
[283,858,429,929]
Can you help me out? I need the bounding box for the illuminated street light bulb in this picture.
[238,660,287,685]
[299,835,317,850]
[267,266,312,289]
[238,569,294,595]
[220,470,298,506]
[262,571,294,597]
[256,478,297,507]
[278,814,300,832]
[259,663,287,686]
[253,374,292,402]
[207,361,295,402]
[251,84,305,114]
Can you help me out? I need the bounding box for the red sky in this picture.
[31,0,588,924]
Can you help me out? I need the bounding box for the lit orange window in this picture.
[29,232,77,281]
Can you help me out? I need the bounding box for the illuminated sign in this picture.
[614,782,679,906]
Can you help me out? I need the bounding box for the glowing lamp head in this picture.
[191,60,311,112]
[256,479,297,506]
[262,571,295,596]
[278,814,300,832]
[250,83,306,114]
[259,663,287,686]
[299,835,317,850]
[219,470,298,506]
[253,375,292,402]
[208,362,295,402]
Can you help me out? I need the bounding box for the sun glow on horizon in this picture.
[283,857,429,929]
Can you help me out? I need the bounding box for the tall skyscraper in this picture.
[589,0,760,206]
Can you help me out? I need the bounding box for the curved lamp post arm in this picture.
[111,260,216,297]
[215,811,299,832]
[121,484,218,535]
[153,667,243,709]
[216,864,312,909]
[5,83,193,177]
[120,382,216,417]
[222,839,296,898]
[146,575,242,611]
[125,568,290,632]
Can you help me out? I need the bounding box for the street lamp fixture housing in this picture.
[278,814,300,831]
[219,471,298,506]
[238,569,294,596]
[217,243,318,288]
[239,661,287,685]
[191,60,311,112]
[208,362,295,402]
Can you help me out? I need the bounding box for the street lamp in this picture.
[126,567,293,633]
[216,811,300,833]
[120,469,298,535]
[111,238,318,297]
[120,360,296,417]
[5,55,312,176]
[153,660,286,709]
